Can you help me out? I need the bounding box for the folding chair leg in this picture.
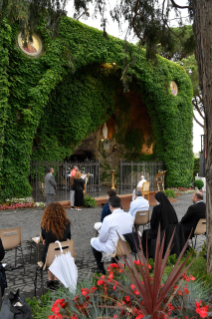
[15,247,17,267]
[37,244,40,262]
[30,241,33,263]
[34,267,38,297]
[41,269,44,295]
[20,246,26,274]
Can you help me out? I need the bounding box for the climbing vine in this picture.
[0,16,193,200]
[0,19,11,191]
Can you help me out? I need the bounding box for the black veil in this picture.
[155,192,178,227]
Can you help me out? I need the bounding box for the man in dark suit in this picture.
[181,191,206,240]
[45,167,57,205]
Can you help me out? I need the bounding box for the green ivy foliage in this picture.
[0,16,193,200]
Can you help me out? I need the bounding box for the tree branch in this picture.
[193,112,204,129]
[132,0,143,41]
[193,97,205,120]
[170,0,193,10]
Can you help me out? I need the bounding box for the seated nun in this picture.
[142,192,184,259]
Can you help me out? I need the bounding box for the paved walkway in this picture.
[1,193,206,299]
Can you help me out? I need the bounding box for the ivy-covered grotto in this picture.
[0,16,193,200]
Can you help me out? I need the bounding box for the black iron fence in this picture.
[119,161,164,194]
[29,161,100,202]
[201,134,206,153]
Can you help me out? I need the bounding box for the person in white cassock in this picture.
[129,188,149,221]
[132,175,147,200]
[91,195,133,274]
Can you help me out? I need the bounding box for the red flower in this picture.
[195,300,202,308]
[125,296,130,302]
[178,290,183,296]
[81,288,89,296]
[113,315,118,319]
[135,315,144,319]
[183,287,189,295]
[108,272,114,279]
[97,280,104,285]
[196,307,208,318]
[130,284,136,290]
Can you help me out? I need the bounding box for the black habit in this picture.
[41,221,71,263]
[73,178,85,207]
[180,201,206,240]
[142,192,178,259]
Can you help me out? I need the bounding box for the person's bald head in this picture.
[192,191,203,203]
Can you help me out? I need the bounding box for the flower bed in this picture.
[0,197,45,210]
[47,262,212,319]
[27,240,212,319]
[170,187,196,194]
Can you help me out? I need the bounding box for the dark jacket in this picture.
[100,203,110,222]
[73,178,85,191]
[0,289,32,319]
[41,221,71,263]
[181,201,206,240]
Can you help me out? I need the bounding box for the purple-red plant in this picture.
[99,226,197,319]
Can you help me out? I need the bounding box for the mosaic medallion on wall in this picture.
[18,33,43,57]
[170,81,178,96]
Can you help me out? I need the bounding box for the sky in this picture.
[66,0,204,154]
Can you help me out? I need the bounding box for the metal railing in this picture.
[29,160,100,202]
[119,161,164,194]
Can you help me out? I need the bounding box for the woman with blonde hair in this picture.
[41,202,71,288]
[73,171,85,210]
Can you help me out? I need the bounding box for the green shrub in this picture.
[84,196,97,208]
[193,157,200,180]
[194,179,204,190]
[163,188,177,198]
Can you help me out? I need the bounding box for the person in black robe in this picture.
[180,191,206,240]
[73,171,85,210]
[142,192,178,258]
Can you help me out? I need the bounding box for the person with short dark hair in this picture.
[101,189,116,222]
[129,188,149,221]
[94,190,123,232]
[91,195,133,274]
[45,167,57,205]
[181,191,206,240]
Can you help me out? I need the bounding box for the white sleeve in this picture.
[98,219,110,243]
[128,202,133,215]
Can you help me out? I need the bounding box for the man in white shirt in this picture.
[91,196,134,274]
[137,175,147,188]
[129,188,149,221]
[132,175,147,200]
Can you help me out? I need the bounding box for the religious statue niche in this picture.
[18,33,43,57]
[170,81,178,96]
[102,123,108,140]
